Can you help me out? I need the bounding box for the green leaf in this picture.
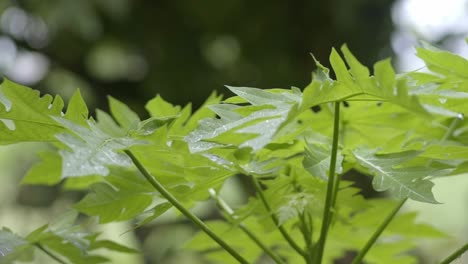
[329,48,355,85]
[422,144,468,160]
[373,59,429,116]
[340,44,370,79]
[0,79,65,144]
[52,117,143,178]
[303,48,429,116]
[326,198,446,263]
[0,228,29,260]
[181,91,223,133]
[276,193,315,225]
[64,90,89,126]
[186,87,300,152]
[353,148,441,203]
[75,182,153,223]
[187,219,286,264]
[74,168,154,223]
[46,211,91,253]
[303,142,343,180]
[7,211,138,264]
[108,96,140,130]
[21,151,62,185]
[89,240,138,253]
[145,94,181,118]
[226,86,300,105]
[132,202,172,228]
[95,109,126,137]
[416,44,468,79]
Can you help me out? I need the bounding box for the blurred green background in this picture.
[0,0,466,263]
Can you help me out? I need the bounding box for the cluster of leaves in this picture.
[0,42,467,264]
[0,211,136,263]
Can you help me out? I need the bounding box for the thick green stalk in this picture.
[251,177,306,257]
[34,243,67,264]
[209,189,286,264]
[439,243,468,264]
[313,101,341,264]
[124,150,249,264]
[351,198,407,264]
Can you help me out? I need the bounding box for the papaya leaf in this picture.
[94,109,126,137]
[0,79,65,144]
[52,117,143,178]
[353,148,443,203]
[64,90,89,126]
[186,87,300,152]
[0,211,137,264]
[0,228,29,261]
[25,211,137,263]
[108,96,140,130]
[74,168,154,223]
[145,94,181,118]
[132,202,173,229]
[21,151,62,185]
[303,142,343,180]
[303,47,429,116]
[416,43,468,79]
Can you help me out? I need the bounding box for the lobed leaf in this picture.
[108,96,140,130]
[353,148,442,203]
[303,141,343,180]
[74,168,154,223]
[52,117,143,178]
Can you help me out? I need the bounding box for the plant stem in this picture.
[251,176,306,257]
[442,114,463,142]
[34,243,67,264]
[209,189,286,264]
[351,198,407,264]
[439,242,468,264]
[313,101,341,264]
[124,150,249,264]
[299,212,314,264]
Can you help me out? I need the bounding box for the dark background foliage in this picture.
[0,0,395,114]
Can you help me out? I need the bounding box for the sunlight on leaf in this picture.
[353,148,444,203]
[53,117,143,178]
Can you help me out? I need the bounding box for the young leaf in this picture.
[94,109,126,137]
[64,89,89,126]
[353,148,441,203]
[108,96,141,130]
[145,94,181,118]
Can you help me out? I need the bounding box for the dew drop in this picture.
[438,98,447,104]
